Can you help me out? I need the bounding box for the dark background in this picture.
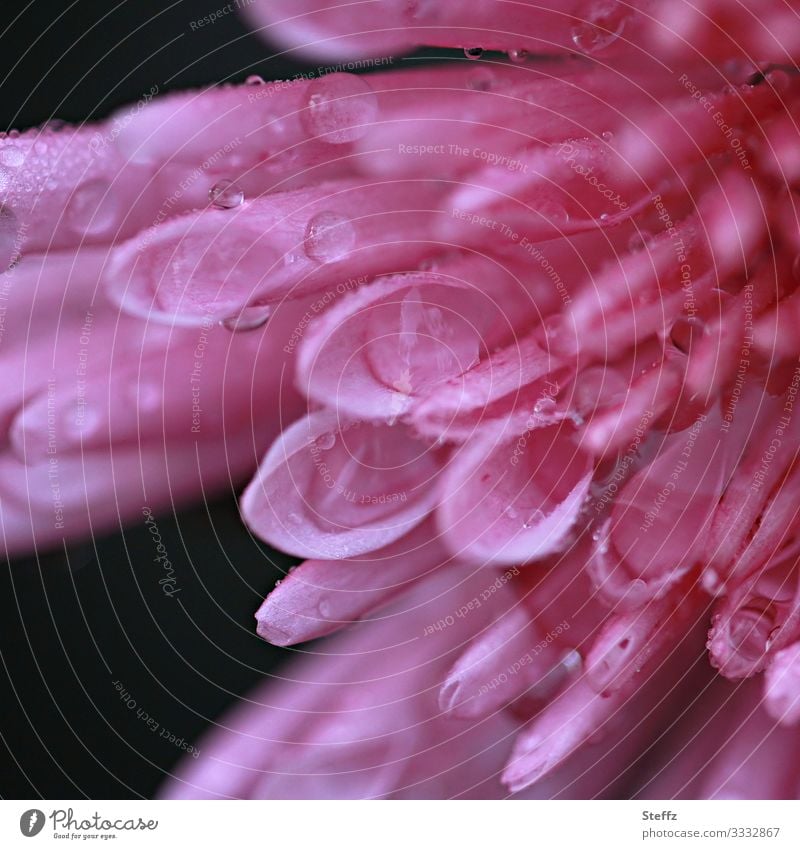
[0,0,312,799]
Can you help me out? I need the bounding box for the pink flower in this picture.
[5,0,800,799]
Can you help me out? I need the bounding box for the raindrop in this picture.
[304,211,356,263]
[670,316,706,354]
[209,178,244,210]
[66,180,120,236]
[245,74,265,86]
[792,253,800,282]
[702,568,722,594]
[504,505,519,520]
[0,146,24,167]
[220,303,273,332]
[627,230,652,252]
[315,432,336,451]
[466,72,494,92]
[318,599,333,619]
[302,73,378,144]
[464,47,484,60]
[509,48,529,64]
[523,509,545,529]
[539,199,569,226]
[543,313,563,342]
[0,204,21,270]
[560,649,583,675]
[766,69,791,92]
[601,130,614,142]
[571,5,629,55]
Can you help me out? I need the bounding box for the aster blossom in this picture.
[4,0,800,799]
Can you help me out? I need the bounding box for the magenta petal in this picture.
[298,271,499,421]
[438,422,592,566]
[412,333,565,442]
[105,179,446,323]
[764,643,800,726]
[440,604,578,720]
[502,677,627,792]
[255,520,450,645]
[242,411,445,558]
[590,411,731,605]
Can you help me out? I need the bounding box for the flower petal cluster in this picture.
[4,0,800,799]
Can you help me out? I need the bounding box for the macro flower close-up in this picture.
[3,0,800,818]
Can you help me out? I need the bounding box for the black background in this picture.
[0,0,313,799]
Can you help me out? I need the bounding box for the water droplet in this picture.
[523,509,545,529]
[33,139,48,155]
[509,48,529,64]
[66,180,120,236]
[315,432,336,451]
[318,598,333,619]
[0,146,24,167]
[792,253,800,282]
[209,178,244,210]
[601,130,614,142]
[702,568,722,594]
[464,47,484,60]
[766,69,791,93]
[628,578,647,598]
[670,316,706,354]
[539,199,569,226]
[560,648,583,674]
[302,73,378,144]
[543,314,563,342]
[627,230,651,252]
[304,211,356,263]
[245,74,265,86]
[571,5,628,55]
[0,205,21,270]
[418,257,436,271]
[504,505,519,520]
[220,303,272,332]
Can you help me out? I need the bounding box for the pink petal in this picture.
[298,268,518,421]
[242,411,445,558]
[437,421,592,566]
[255,520,451,645]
